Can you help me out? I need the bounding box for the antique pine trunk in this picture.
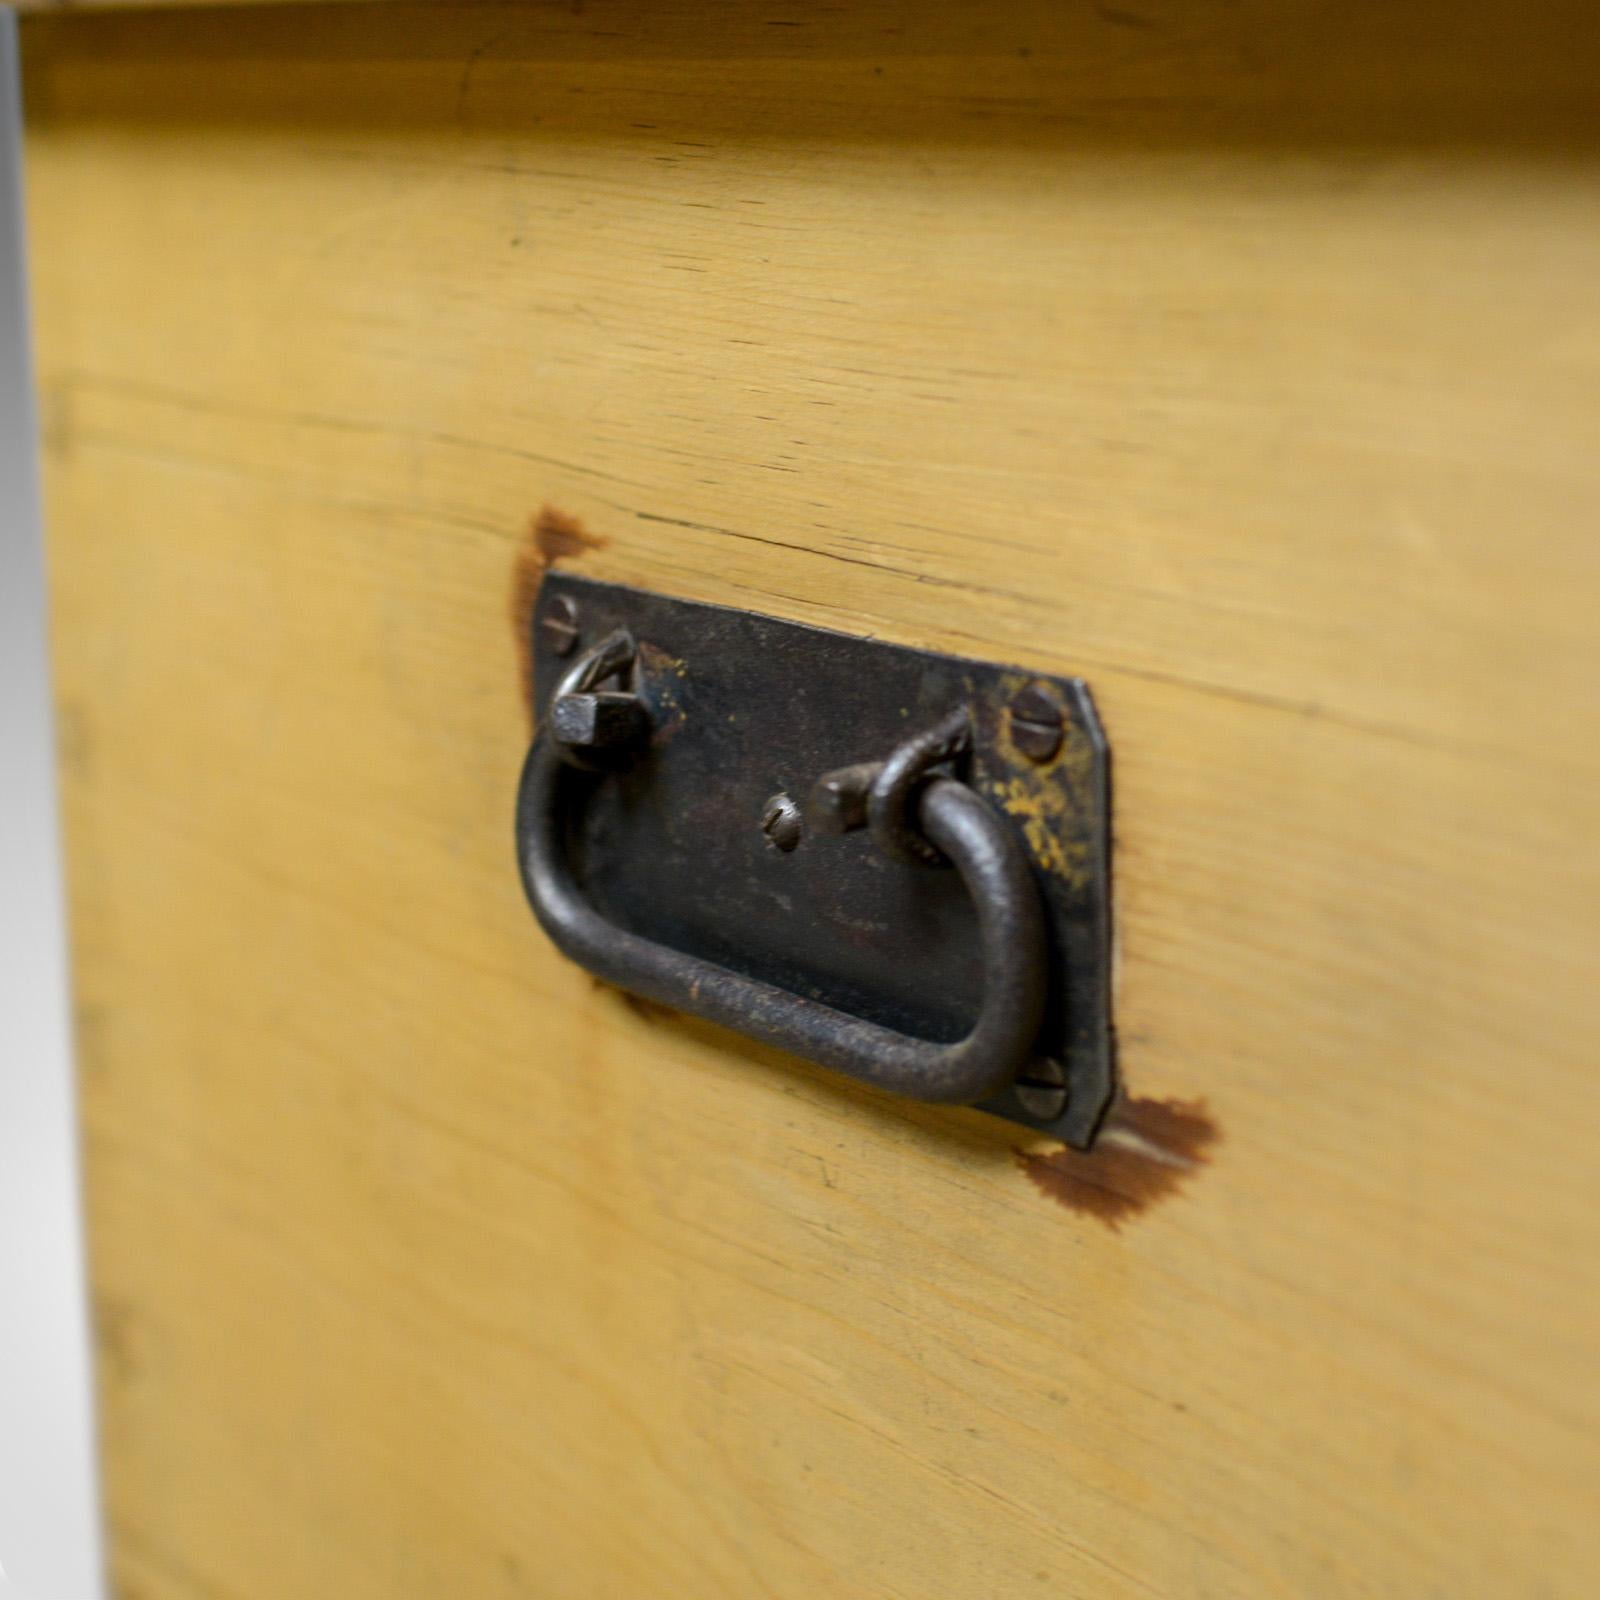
[17,2,1600,1595]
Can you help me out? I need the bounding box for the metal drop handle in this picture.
[514,633,1049,1105]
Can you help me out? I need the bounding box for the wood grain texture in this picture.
[14,0,385,13]
[21,2,1600,1595]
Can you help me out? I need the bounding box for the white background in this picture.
[0,14,106,1598]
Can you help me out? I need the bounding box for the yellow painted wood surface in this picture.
[22,2,1600,1595]
[15,1,371,13]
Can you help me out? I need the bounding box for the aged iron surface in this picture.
[515,573,1114,1147]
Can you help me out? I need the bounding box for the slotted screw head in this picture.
[1014,1057,1068,1120]
[761,792,804,854]
[1009,683,1064,763]
[541,595,580,657]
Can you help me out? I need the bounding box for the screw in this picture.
[761,792,803,854]
[1015,1057,1068,1120]
[1009,683,1063,763]
[541,595,580,657]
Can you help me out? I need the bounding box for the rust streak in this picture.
[509,505,608,731]
[1017,1096,1218,1228]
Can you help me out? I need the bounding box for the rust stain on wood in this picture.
[509,505,609,730]
[1017,1096,1218,1228]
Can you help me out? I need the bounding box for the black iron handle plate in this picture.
[514,574,1114,1148]
[521,745,1047,1105]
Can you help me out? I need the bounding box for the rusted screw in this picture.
[761,792,803,854]
[541,595,580,657]
[1009,683,1063,763]
[1014,1057,1068,1120]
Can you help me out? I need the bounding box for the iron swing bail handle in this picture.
[515,631,1050,1106]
